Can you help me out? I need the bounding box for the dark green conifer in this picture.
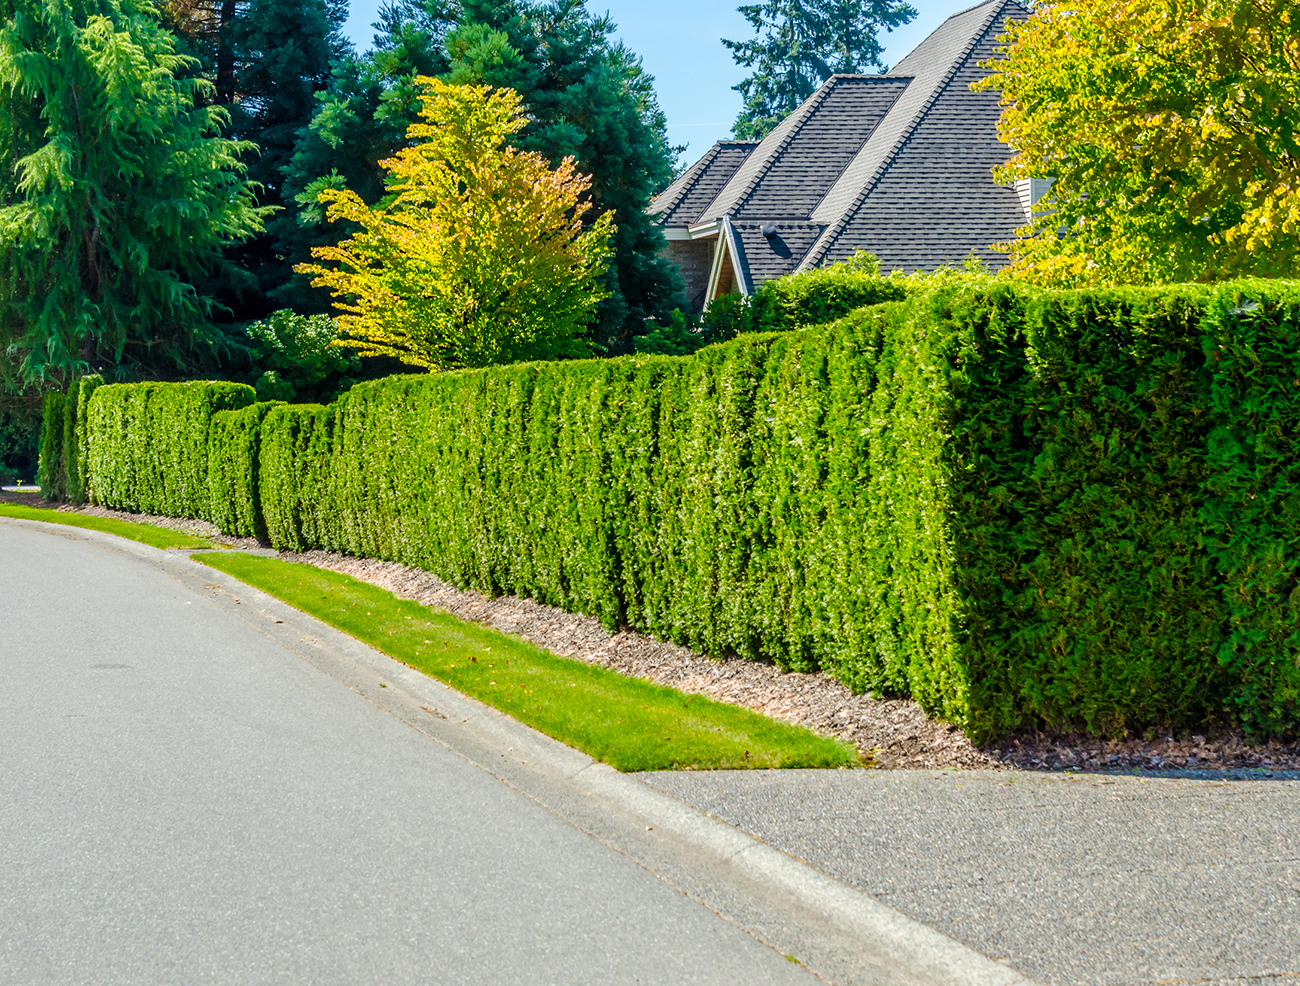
[0,0,265,387]
[726,0,917,139]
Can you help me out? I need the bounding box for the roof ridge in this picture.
[798,0,1019,271]
[699,77,841,222]
[648,142,724,219]
[802,80,908,224]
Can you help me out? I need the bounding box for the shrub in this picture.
[74,278,1300,741]
[86,381,255,517]
[243,310,360,404]
[68,375,103,505]
[36,391,65,500]
[635,262,909,356]
[258,402,339,552]
[208,401,284,538]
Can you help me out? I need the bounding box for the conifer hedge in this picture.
[36,391,65,500]
[208,401,283,538]
[57,278,1300,741]
[85,381,255,518]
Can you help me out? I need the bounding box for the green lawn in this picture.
[193,551,860,773]
[0,504,212,550]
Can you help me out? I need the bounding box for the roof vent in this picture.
[761,224,778,238]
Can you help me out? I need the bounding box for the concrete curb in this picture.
[4,515,1041,986]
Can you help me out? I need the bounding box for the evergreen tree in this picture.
[164,0,350,317]
[278,1,460,312]
[0,0,265,388]
[290,0,684,350]
[725,0,916,139]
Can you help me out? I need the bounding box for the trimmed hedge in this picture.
[70,279,1300,741]
[208,401,284,538]
[37,391,66,501]
[258,402,338,552]
[635,268,910,356]
[67,375,103,506]
[86,381,255,518]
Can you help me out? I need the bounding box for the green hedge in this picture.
[86,381,255,518]
[258,402,339,552]
[37,391,66,501]
[635,268,910,356]
[67,375,103,506]
[73,279,1300,740]
[208,401,283,538]
[1198,283,1300,736]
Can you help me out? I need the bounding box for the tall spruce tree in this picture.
[278,1,459,312]
[725,0,916,139]
[165,0,350,317]
[0,0,265,388]
[289,0,684,349]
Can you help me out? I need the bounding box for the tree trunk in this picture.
[216,0,237,104]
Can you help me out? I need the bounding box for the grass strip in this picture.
[0,504,211,550]
[194,551,860,772]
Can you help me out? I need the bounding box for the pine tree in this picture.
[725,0,916,140]
[0,0,265,388]
[163,0,349,317]
[277,1,460,313]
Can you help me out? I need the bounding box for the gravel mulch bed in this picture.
[62,504,261,549]
[39,504,1300,775]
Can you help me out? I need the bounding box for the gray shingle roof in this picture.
[734,77,910,221]
[732,223,826,285]
[805,0,1030,272]
[648,141,758,227]
[650,0,1032,289]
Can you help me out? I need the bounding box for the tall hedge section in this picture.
[208,401,283,538]
[85,381,255,518]
[68,278,1300,741]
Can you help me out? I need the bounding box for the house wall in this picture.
[665,239,715,312]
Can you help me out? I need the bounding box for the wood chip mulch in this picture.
[33,503,1300,775]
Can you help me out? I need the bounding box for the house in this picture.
[649,0,1045,311]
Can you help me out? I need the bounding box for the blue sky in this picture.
[340,1,979,162]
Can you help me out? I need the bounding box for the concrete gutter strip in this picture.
[4,516,1042,986]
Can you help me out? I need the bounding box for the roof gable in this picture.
[813,4,1030,272]
[733,77,910,221]
[648,141,758,227]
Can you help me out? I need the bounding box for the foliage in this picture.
[241,310,360,403]
[71,374,103,504]
[76,279,1300,741]
[978,0,1300,285]
[725,0,917,139]
[208,400,282,538]
[85,381,255,517]
[218,0,351,317]
[297,78,614,371]
[36,391,65,499]
[0,0,266,387]
[0,397,41,484]
[634,257,907,356]
[289,0,684,350]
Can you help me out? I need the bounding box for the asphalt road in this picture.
[0,521,815,986]
[643,768,1300,986]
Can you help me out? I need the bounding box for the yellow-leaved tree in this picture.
[978,0,1300,286]
[296,77,615,370]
